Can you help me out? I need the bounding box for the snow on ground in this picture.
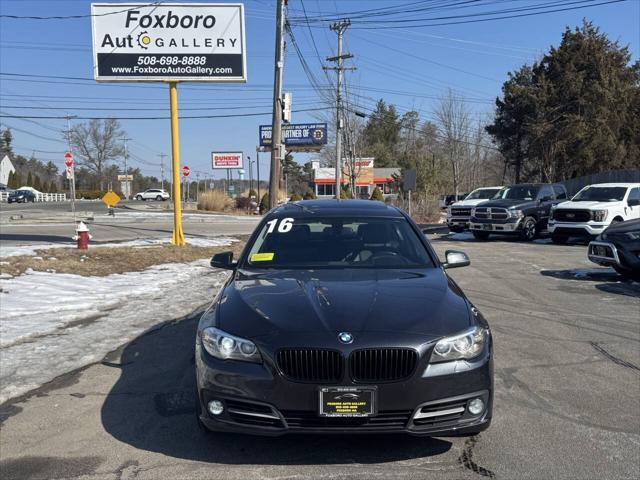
[0,261,230,404]
[0,236,238,258]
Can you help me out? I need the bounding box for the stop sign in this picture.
[182,166,190,177]
[64,152,73,167]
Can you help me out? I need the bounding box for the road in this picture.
[0,233,639,479]
[0,201,260,247]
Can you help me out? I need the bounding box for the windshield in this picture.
[465,188,501,200]
[572,186,627,202]
[244,216,434,269]
[495,185,540,201]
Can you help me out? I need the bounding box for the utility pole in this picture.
[158,153,167,190]
[269,0,286,209]
[324,19,355,199]
[64,115,77,220]
[121,136,131,199]
[256,146,261,206]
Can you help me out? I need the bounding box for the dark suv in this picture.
[469,183,568,241]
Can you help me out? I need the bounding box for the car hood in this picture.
[451,199,490,207]
[555,200,621,210]
[603,218,640,235]
[216,268,471,340]
[474,199,537,209]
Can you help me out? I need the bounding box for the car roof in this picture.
[271,199,405,218]
[583,183,639,187]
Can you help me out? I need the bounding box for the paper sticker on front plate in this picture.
[319,387,376,417]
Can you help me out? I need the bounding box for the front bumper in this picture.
[469,218,521,234]
[446,216,470,230]
[195,341,493,436]
[588,240,640,272]
[548,221,607,237]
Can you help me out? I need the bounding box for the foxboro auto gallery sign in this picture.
[91,3,246,82]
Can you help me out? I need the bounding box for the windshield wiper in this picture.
[285,202,315,214]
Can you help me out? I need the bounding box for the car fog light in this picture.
[208,400,224,416]
[468,398,484,415]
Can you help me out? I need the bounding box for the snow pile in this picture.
[0,235,238,258]
[0,261,229,403]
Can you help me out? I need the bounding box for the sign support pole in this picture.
[169,81,185,246]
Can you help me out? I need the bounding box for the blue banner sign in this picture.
[259,123,327,149]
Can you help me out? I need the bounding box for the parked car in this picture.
[196,200,493,436]
[134,188,170,201]
[446,186,504,232]
[469,183,568,241]
[548,183,640,244]
[587,218,640,280]
[7,189,36,203]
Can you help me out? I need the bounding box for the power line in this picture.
[0,2,161,20]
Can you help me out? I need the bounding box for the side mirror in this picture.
[443,250,470,269]
[211,251,236,270]
[628,199,640,207]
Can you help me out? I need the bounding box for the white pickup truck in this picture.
[446,186,504,232]
[548,183,640,243]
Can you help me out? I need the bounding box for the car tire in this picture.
[551,235,568,245]
[613,265,640,281]
[520,216,537,241]
[472,230,490,240]
[156,195,162,201]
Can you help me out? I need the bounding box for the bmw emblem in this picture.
[338,332,353,344]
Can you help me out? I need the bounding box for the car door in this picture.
[536,186,556,226]
[143,189,155,200]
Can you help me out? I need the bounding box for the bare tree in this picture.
[434,90,471,198]
[68,119,125,189]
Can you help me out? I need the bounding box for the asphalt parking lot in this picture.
[0,232,638,480]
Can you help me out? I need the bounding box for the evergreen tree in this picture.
[26,172,33,187]
[487,20,639,182]
[33,175,42,191]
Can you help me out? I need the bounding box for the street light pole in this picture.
[269,0,286,209]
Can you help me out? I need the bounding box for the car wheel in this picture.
[520,216,537,241]
[613,265,640,281]
[156,195,163,201]
[551,234,568,245]
[472,230,490,240]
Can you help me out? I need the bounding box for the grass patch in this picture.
[0,237,248,278]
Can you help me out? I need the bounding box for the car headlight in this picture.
[470,207,477,217]
[430,326,487,363]
[200,327,262,363]
[627,231,640,240]
[508,209,524,219]
[592,210,608,222]
[447,206,452,215]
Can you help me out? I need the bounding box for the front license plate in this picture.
[319,387,376,417]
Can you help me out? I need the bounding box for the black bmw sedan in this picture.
[196,200,493,436]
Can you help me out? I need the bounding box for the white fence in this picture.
[0,192,67,202]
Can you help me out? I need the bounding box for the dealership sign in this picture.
[259,123,327,150]
[91,3,246,82]
[212,152,243,169]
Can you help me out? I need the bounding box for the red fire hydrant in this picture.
[73,222,92,250]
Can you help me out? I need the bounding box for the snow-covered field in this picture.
[0,244,234,403]
[0,236,238,258]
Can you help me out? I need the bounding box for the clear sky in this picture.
[0,0,638,183]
